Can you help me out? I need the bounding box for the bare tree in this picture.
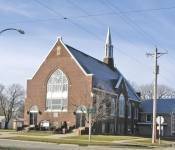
[0,84,24,129]
[132,83,175,100]
[0,84,5,116]
[91,92,111,126]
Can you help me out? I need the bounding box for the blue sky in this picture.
[0,0,175,89]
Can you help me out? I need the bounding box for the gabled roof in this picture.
[140,99,175,114]
[124,79,141,102]
[64,43,140,102]
[66,44,118,80]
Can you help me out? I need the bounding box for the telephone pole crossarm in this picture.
[157,52,168,58]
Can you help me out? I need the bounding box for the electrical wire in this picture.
[34,0,174,84]
[67,0,174,83]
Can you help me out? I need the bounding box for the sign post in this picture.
[87,107,96,142]
[156,116,164,144]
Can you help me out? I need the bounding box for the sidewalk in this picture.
[0,130,77,139]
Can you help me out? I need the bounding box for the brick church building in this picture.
[24,28,140,134]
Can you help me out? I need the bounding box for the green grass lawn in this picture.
[4,136,146,147]
[0,129,15,132]
[62,135,140,142]
[4,135,174,148]
[15,131,53,136]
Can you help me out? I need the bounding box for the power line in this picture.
[68,0,173,83]
[101,0,175,82]
[34,0,103,41]
[67,0,154,77]
[102,0,157,45]
[34,0,174,84]
[104,0,175,63]
[3,4,175,25]
[34,0,151,82]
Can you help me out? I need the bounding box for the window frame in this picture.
[46,69,68,112]
[134,107,138,119]
[119,94,125,118]
[146,114,152,122]
[111,98,115,116]
[128,102,131,118]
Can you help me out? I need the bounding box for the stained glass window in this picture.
[119,94,125,117]
[46,69,68,111]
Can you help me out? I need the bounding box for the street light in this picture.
[0,28,25,35]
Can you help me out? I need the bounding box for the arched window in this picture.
[30,105,39,113]
[111,98,115,116]
[128,102,131,118]
[76,105,87,114]
[119,94,125,117]
[46,69,68,111]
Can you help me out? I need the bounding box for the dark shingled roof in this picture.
[140,99,175,114]
[66,44,140,102]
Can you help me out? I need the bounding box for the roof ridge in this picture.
[65,44,117,71]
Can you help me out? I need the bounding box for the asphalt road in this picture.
[0,139,175,150]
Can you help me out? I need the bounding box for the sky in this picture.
[0,0,175,90]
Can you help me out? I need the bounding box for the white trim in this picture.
[93,88,118,96]
[30,110,38,113]
[31,39,59,79]
[31,37,93,79]
[45,109,67,112]
[76,105,87,114]
[115,76,123,88]
[60,38,93,77]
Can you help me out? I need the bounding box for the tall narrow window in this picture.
[46,69,68,111]
[146,114,151,122]
[128,102,131,118]
[134,108,138,119]
[111,98,115,116]
[119,94,125,117]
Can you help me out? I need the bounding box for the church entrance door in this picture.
[29,105,39,126]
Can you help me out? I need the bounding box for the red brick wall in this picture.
[24,39,92,127]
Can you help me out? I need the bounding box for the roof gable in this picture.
[64,42,140,102]
[66,44,118,80]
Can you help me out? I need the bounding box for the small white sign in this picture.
[156,116,164,124]
[41,120,50,128]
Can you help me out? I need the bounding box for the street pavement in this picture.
[0,132,175,150]
[0,139,175,150]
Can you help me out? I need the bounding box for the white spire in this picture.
[105,27,113,58]
[106,27,112,45]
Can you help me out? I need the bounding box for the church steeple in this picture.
[103,27,114,69]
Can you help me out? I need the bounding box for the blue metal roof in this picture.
[140,99,175,114]
[66,44,140,102]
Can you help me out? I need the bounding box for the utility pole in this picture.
[146,48,167,144]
